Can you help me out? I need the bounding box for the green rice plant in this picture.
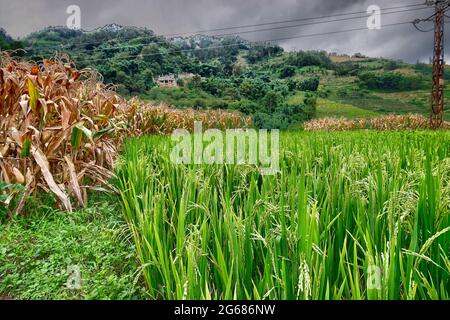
[116,131,450,300]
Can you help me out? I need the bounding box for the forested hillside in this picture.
[2,25,447,128]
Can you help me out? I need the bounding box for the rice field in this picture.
[116,131,450,300]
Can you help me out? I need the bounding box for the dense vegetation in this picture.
[20,26,280,94]
[0,29,22,51]
[3,25,445,128]
[0,53,250,218]
[116,131,450,300]
[0,193,145,299]
[1,26,449,302]
[358,72,426,91]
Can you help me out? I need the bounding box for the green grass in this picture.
[287,92,307,105]
[290,92,379,119]
[0,195,146,300]
[316,98,378,119]
[115,131,450,300]
[322,83,450,122]
[327,86,428,114]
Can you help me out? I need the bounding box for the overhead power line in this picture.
[165,2,428,37]
[190,6,431,38]
[28,2,428,52]
[413,1,450,31]
[28,5,432,55]
[62,20,414,65]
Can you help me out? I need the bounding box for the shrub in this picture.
[286,77,320,92]
[384,60,403,71]
[298,77,320,92]
[333,62,360,76]
[229,99,258,115]
[253,111,291,130]
[262,91,283,113]
[358,72,426,91]
[286,51,332,69]
[279,65,296,78]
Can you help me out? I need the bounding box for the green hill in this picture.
[1,25,448,126]
[0,28,23,51]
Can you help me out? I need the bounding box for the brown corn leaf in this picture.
[32,146,72,212]
[64,156,85,207]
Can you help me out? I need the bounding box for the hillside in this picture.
[1,25,448,127]
[0,28,23,51]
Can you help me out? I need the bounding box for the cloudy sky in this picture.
[0,0,442,62]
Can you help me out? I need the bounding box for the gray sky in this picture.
[0,0,440,62]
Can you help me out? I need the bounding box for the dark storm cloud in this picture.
[0,0,441,62]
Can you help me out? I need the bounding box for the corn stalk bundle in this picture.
[0,53,121,214]
[0,54,252,215]
[304,114,450,132]
[369,114,432,130]
[115,100,252,137]
[304,117,366,131]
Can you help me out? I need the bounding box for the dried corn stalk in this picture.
[0,53,251,215]
[0,53,120,213]
[304,114,450,132]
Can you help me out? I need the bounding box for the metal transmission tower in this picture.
[430,0,447,128]
[415,1,450,128]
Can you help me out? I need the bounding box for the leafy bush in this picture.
[0,197,147,299]
[0,29,23,51]
[261,91,283,113]
[253,93,317,129]
[298,77,320,92]
[279,65,296,78]
[286,51,333,69]
[229,99,259,115]
[383,60,403,71]
[358,72,426,91]
[0,54,250,215]
[334,62,360,76]
[287,77,320,92]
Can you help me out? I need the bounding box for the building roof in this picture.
[157,75,176,81]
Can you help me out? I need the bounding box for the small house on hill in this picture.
[156,75,177,88]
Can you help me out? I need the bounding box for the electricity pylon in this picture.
[415,1,450,128]
[430,0,447,128]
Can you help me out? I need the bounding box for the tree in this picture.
[298,77,320,92]
[141,44,163,64]
[279,65,296,78]
[262,91,283,113]
[286,51,332,69]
